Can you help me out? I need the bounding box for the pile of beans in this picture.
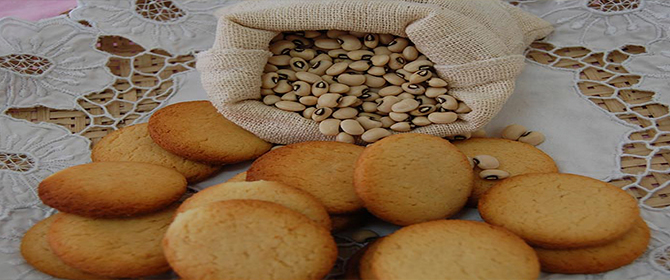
[261,30,470,143]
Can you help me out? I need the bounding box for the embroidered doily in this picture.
[2,0,670,279]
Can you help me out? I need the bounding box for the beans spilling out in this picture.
[469,154,510,180]
[501,124,545,146]
[261,30,471,143]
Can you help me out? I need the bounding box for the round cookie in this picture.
[358,238,383,280]
[148,101,272,164]
[354,133,473,225]
[479,173,640,249]
[177,181,331,229]
[20,214,108,280]
[164,200,337,280]
[366,220,540,280]
[226,171,247,182]
[48,204,177,278]
[453,138,558,205]
[535,217,650,274]
[247,141,365,214]
[39,162,186,218]
[92,123,220,184]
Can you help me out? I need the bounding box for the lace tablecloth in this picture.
[2,0,670,279]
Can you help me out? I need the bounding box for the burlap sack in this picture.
[197,0,552,144]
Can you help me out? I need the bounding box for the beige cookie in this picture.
[479,173,640,249]
[20,214,108,280]
[366,220,540,280]
[247,141,365,214]
[354,133,473,225]
[92,123,220,184]
[226,171,247,182]
[178,180,331,229]
[48,204,177,278]
[39,162,186,218]
[453,138,558,205]
[535,217,650,274]
[164,200,337,280]
[148,101,272,164]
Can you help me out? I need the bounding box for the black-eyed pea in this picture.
[261,72,279,89]
[472,129,487,138]
[336,132,355,144]
[377,96,401,113]
[268,55,291,66]
[409,69,432,84]
[261,88,275,96]
[304,31,321,38]
[340,119,365,135]
[360,93,379,103]
[479,169,510,180]
[292,81,311,96]
[277,69,297,81]
[289,57,308,72]
[326,30,348,39]
[367,66,386,76]
[290,48,317,60]
[390,122,412,132]
[428,112,458,124]
[321,75,337,84]
[412,116,431,126]
[427,77,448,87]
[311,53,333,64]
[416,55,428,61]
[455,102,472,114]
[326,62,349,76]
[285,35,310,47]
[317,93,341,108]
[361,127,392,143]
[281,92,298,101]
[338,74,366,86]
[518,131,545,146]
[425,87,448,98]
[302,107,317,119]
[364,34,379,48]
[387,38,409,52]
[338,35,362,51]
[383,73,405,86]
[312,81,330,96]
[373,46,392,56]
[365,75,386,88]
[262,95,281,105]
[350,60,372,71]
[380,117,395,128]
[450,132,471,141]
[271,33,284,43]
[319,119,341,136]
[269,40,296,55]
[351,99,364,107]
[273,80,293,94]
[401,83,425,95]
[398,93,415,100]
[264,64,279,72]
[361,102,378,113]
[330,83,350,94]
[359,112,382,121]
[274,101,305,112]
[379,86,403,97]
[410,105,436,116]
[388,53,406,70]
[403,60,433,72]
[328,49,349,59]
[333,107,358,119]
[389,112,410,122]
[379,34,394,45]
[348,50,374,60]
[299,96,318,106]
[295,72,322,84]
[312,107,333,122]
[436,95,458,110]
[395,69,412,81]
[314,38,341,49]
[472,155,499,170]
[402,46,419,61]
[501,124,527,140]
[338,96,359,108]
[415,96,436,105]
[357,116,383,130]
[370,54,390,66]
[391,99,420,113]
[309,60,333,76]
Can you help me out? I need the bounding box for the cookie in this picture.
[535,217,650,274]
[92,123,220,184]
[39,162,186,218]
[247,141,365,214]
[164,200,337,280]
[479,173,640,249]
[358,238,383,280]
[354,133,473,225]
[177,180,331,229]
[48,204,177,278]
[226,171,247,182]
[148,101,272,164]
[366,220,540,280]
[453,138,558,205]
[20,214,108,280]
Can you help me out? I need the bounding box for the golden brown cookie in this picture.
[226,171,247,182]
[164,200,337,280]
[479,173,640,249]
[453,138,558,205]
[358,238,383,280]
[177,181,331,229]
[92,123,220,184]
[247,141,365,214]
[366,220,540,280]
[148,101,272,164]
[354,133,473,225]
[48,204,177,278]
[535,217,650,274]
[39,162,186,218]
[20,214,108,280]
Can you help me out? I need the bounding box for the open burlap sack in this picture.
[197,0,552,144]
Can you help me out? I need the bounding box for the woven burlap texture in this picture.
[197,0,553,144]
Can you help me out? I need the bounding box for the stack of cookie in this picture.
[24,162,187,279]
